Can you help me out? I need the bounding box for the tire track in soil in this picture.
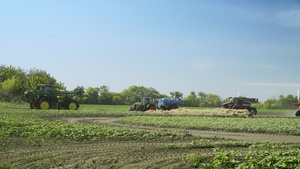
[2,139,194,169]
[62,117,300,144]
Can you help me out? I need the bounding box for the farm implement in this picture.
[24,84,84,110]
[292,90,300,116]
[222,97,259,115]
[293,103,300,116]
[128,97,184,111]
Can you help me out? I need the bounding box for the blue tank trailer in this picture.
[155,98,184,110]
[128,97,184,111]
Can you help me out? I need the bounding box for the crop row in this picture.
[155,139,300,168]
[118,116,300,135]
[0,110,189,146]
[183,142,300,168]
[161,139,300,150]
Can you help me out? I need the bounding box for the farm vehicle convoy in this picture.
[24,84,259,115]
[129,96,260,115]
[24,84,266,116]
[24,84,84,110]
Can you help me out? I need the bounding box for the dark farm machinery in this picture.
[24,84,84,110]
[128,97,184,111]
[293,102,300,116]
[222,97,259,115]
[293,90,300,116]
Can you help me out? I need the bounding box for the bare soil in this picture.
[2,139,205,169]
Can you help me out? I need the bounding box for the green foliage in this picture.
[1,75,23,94]
[112,95,125,105]
[0,65,25,83]
[99,91,113,104]
[170,91,183,99]
[205,93,222,107]
[0,109,190,144]
[120,86,164,105]
[99,85,109,92]
[84,87,100,104]
[184,142,300,168]
[184,91,200,107]
[119,116,300,135]
[184,91,222,107]
[0,65,65,102]
[26,68,62,90]
[253,95,299,109]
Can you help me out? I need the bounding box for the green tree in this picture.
[0,65,25,82]
[85,87,100,104]
[0,65,6,82]
[1,75,23,94]
[184,91,200,107]
[99,85,109,92]
[75,86,88,104]
[170,91,183,99]
[147,87,161,98]
[120,86,162,104]
[263,95,297,109]
[99,91,113,105]
[278,94,296,109]
[158,94,169,98]
[0,65,27,101]
[205,93,222,107]
[263,97,279,109]
[252,102,264,109]
[112,95,125,105]
[120,86,138,104]
[198,91,207,107]
[26,68,64,90]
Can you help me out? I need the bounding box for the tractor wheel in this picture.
[248,108,257,115]
[39,100,50,110]
[148,105,156,110]
[68,100,79,110]
[296,110,300,116]
[30,101,39,109]
[57,102,67,110]
[169,105,178,110]
[136,107,143,111]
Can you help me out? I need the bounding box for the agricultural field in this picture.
[1,103,300,168]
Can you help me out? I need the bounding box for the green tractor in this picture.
[24,84,84,110]
[128,97,156,111]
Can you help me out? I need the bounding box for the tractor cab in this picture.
[140,97,151,105]
[37,84,53,92]
[222,97,239,108]
[228,97,238,104]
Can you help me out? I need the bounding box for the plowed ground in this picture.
[2,138,207,169]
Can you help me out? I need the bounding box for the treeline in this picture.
[252,95,298,109]
[0,65,65,102]
[0,65,298,109]
[76,85,168,105]
[76,86,221,107]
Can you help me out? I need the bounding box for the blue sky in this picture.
[1,0,300,102]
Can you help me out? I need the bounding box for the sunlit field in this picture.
[1,103,299,168]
